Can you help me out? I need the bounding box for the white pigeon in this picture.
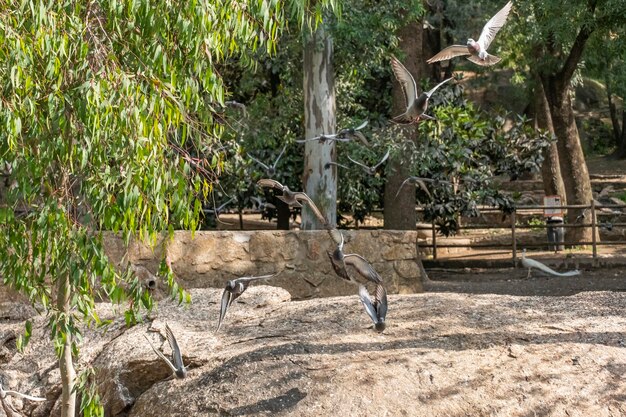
[427,1,513,66]
[391,56,452,123]
[0,382,46,402]
[521,250,581,278]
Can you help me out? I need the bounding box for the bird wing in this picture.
[165,324,185,371]
[466,54,501,66]
[395,177,433,199]
[294,193,328,226]
[358,285,378,325]
[327,228,344,247]
[346,156,370,170]
[373,149,391,170]
[248,155,270,171]
[326,161,351,170]
[425,77,453,98]
[477,1,513,51]
[344,254,383,284]
[1,387,46,402]
[374,284,388,321]
[426,45,470,64]
[390,56,417,108]
[257,178,285,190]
[143,334,178,374]
[217,289,232,331]
[236,273,278,284]
[272,144,288,168]
[354,120,369,131]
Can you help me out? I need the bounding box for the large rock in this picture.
[2,288,626,417]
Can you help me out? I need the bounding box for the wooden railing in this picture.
[416,201,626,262]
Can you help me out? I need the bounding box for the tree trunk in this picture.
[542,79,594,243]
[384,19,422,230]
[57,274,76,417]
[302,25,336,229]
[534,79,566,200]
[618,109,626,159]
[606,77,622,147]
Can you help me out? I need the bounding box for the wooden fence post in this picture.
[591,199,597,261]
[432,221,437,260]
[511,210,517,267]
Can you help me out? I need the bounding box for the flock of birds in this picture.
[0,0,583,404]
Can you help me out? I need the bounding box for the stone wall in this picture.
[103,230,425,299]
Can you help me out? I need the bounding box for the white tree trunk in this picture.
[302,25,336,229]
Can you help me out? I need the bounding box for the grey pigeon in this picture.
[296,121,369,145]
[395,176,452,199]
[248,143,288,177]
[391,56,452,124]
[327,232,383,286]
[347,149,390,175]
[427,1,513,66]
[257,179,327,221]
[358,284,388,332]
[218,273,278,331]
[143,324,187,379]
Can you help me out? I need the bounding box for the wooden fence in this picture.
[417,201,626,262]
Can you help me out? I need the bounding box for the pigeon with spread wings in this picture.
[217,273,278,331]
[359,284,388,332]
[427,1,513,66]
[391,56,452,124]
[295,121,369,145]
[257,179,327,223]
[327,231,383,286]
[143,324,187,379]
[248,143,288,177]
[395,176,453,200]
[0,382,46,402]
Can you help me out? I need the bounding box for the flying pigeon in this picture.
[395,176,452,199]
[327,232,383,286]
[257,179,327,222]
[347,149,390,175]
[521,250,581,279]
[217,273,278,331]
[0,382,46,402]
[427,1,513,66]
[358,284,388,332]
[143,324,187,379]
[391,56,453,124]
[296,121,369,145]
[248,143,288,177]
[203,198,234,216]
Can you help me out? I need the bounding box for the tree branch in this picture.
[558,0,598,86]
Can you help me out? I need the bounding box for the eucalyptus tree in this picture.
[0,1,337,416]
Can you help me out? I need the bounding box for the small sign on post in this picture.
[543,195,563,217]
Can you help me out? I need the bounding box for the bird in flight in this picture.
[347,149,390,175]
[358,284,388,332]
[391,56,452,124]
[395,176,452,199]
[0,382,46,402]
[143,324,188,379]
[327,231,383,286]
[427,1,513,66]
[217,273,278,331]
[248,143,288,177]
[295,121,369,145]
